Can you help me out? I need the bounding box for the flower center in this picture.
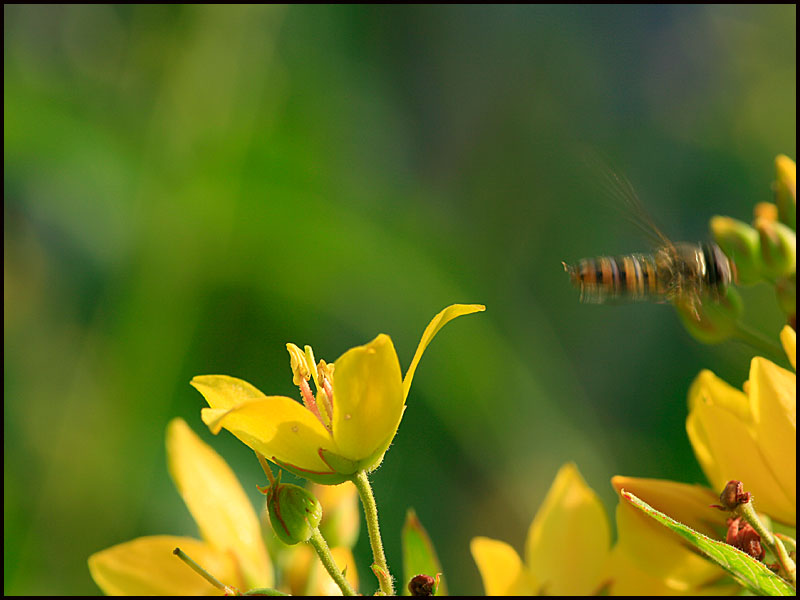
[287,343,335,431]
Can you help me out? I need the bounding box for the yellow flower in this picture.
[284,544,359,596]
[470,463,611,596]
[610,476,738,595]
[88,418,273,595]
[471,464,739,596]
[686,325,796,526]
[192,304,484,484]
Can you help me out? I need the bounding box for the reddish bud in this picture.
[726,517,765,561]
[408,574,437,597]
[714,480,752,511]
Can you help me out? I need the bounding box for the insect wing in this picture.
[580,149,678,254]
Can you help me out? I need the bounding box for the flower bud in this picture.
[773,154,796,231]
[717,480,751,511]
[755,217,796,279]
[267,483,323,546]
[675,287,743,344]
[710,216,761,285]
[408,574,437,597]
[726,517,765,562]
[754,202,778,222]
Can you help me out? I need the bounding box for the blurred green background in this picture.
[4,5,795,595]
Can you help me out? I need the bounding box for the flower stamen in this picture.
[287,343,327,427]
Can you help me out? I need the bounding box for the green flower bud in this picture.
[710,216,761,285]
[774,154,796,231]
[755,217,796,279]
[267,483,323,546]
[675,287,744,344]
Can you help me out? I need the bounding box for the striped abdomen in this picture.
[562,253,666,303]
[563,242,733,305]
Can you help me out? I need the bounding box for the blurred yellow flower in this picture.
[610,476,738,595]
[470,463,611,596]
[192,304,484,484]
[472,464,740,596]
[284,544,359,596]
[686,325,796,526]
[88,418,273,595]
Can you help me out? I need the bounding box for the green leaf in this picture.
[401,508,447,596]
[621,490,795,596]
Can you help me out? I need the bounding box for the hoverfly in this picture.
[562,163,736,318]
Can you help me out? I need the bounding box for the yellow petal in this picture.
[402,304,486,401]
[780,325,796,370]
[332,334,404,463]
[166,419,272,589]
[88,535,238,596]
[607,546,738,596]
[191,375,268,410]
[607,546,678,596]
[611,477,726,588]
[687,370,751,423]
[470,537,537,595]
[525,463,610,595]
[687,399,795,525]
[749,357,796,524]
[201,397,335,475]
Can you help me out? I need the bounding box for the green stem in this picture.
[308,528,357,596]
[733,322,785,363]
[353,470,394,595]
[736,502,796,587]
[173,547,237,595]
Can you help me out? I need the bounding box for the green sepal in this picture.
[318,448,360,476]
[756,219,796,280]
[710,216,762,285]
[271,456,350,486]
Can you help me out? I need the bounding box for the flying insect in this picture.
[562,167,735,317]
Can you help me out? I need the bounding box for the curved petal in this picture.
[687,400,795,524]
[470,537,536,596]
[688,370,751,423]
[191,375,268,410]
[332,334,404,462]
[749,357,796,524]
[201,396,335,475]
[88,535,238,596]
[525,463,610,596]
[403,304,485,400]
[166,418,272,589]
[780,325,796,370]
[611,477,727,587]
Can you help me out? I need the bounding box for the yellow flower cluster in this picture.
[472,326,795,595]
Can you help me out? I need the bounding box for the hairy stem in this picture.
[353,470,394,595]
